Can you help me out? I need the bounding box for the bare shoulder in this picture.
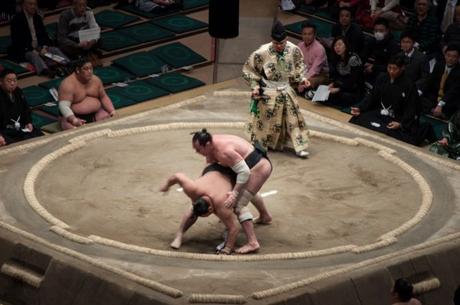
[91,75,104,87]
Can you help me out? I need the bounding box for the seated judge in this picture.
[350,55,436,146]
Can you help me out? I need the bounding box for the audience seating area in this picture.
[284,5,450,139]
[0,0,210,133]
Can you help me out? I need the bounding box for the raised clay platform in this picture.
[0,84,459,305]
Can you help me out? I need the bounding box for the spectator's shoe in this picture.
[305,90,315,100]
[296,150,309,158]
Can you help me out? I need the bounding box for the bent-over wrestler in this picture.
[160,163,255,255]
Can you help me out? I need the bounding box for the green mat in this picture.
[0,36,11,54]
[113,52,166,77]
[45,22,58,41]
[31,112,57,128]
[298,4,334,21]
[23,86,53,107]
[118,22,175,43]
[39,78,63,90]
[99,31,141,52]
[420,115,448,139]
[151,15,207,33]
[146,72,204,93]
[95,10,139,28]
[115,4,176,19]
[38,103,60,117]
[182,0,209,10]
[105,87,138,109]
[107,80,169,103]
[0,59,29,75]
[148,42,206,69]
[285,18,334,38]
[93,65,135,85]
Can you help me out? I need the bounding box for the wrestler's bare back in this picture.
[194,172,233,205]
[210,134,254,165]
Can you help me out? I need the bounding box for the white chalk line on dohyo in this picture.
[22,122,432,262]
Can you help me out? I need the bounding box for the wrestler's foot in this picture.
[253,215,272,225]
[170,236,182,249]
[235,242,260,254]
[296,150,309,158]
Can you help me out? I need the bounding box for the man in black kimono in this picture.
[0,69,43,147]
[349,55,436,146]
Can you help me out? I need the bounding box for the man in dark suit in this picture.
[398,31,427,86]
[419,43,460,118]
[9,0,68,75]
[331,7,365,58]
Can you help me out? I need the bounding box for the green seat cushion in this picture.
[107,80,169,102]
[99,31,141,51]
[95,10,139,28]
[151,15,207,33]
[116,4,173,19]
[45,22,58,40]
[105,87,139,109]
[182,0,209,10]
[118,22,175,43]
[38,103,60,117]
[0,59,29,74]
[23,86,53,107]
[297,4,334,20]
[145,72,204,93]
[285,18,334,38]
[0,36,11,54]
[113,52,166,77]
[39,78,63,90]
[31,112,57,127]
[420,115,448,139]
[93,65,135,85]
[148,42,206,68]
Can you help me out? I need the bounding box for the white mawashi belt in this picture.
[263,80,289,91]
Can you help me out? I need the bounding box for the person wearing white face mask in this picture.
[363,18,400,86]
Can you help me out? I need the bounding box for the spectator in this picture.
[418,43,460,118]
[325,36,364,107]
[9,0,69,76]
[391,278,423,305]
[363,18,400,85]
[406,0,440,55]
[370,0,407,29]
[57,0,100,63]
[398,31,428,84]
[350,55,436,145]
[441,4,460,49]
[331,7,365,57]
[58,57,115,130]
[430,110,460,160]
[297,21,329,95]
[0,69,44,147]
[129,0,181,13]
[440,0,457,32]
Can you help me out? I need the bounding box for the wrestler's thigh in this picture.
[246,160,271,194]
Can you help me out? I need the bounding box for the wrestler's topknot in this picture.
[192,129,212,146]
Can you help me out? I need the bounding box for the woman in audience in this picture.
[324,36,364,107]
